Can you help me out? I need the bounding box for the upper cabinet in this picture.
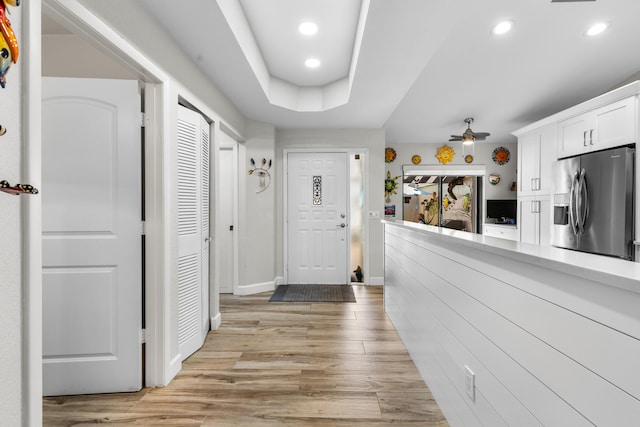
[558,96,636,158]
[517,123,557,196]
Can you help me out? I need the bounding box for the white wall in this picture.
[385,141,518,221]
[237,120,277,292]
[78,0,245,135]
[275,129,386,284]
[0,4,25,425]
[385,223,640,426]
[42,34,137,79]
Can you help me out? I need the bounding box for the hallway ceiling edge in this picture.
[133,0,640,144]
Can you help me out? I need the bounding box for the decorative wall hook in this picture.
[0,179,38,195]
[248,158,272,193]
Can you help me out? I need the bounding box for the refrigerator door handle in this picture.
[578,168,589,235]
[569,171,579,235]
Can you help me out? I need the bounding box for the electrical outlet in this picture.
[464,365,475,401]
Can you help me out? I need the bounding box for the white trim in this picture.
[236,281,277,296]
[366,276,385,286]
[23,1,43,424]
[210,313,222,331]
[168,354,182,382]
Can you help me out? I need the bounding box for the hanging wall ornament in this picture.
[385,147,397,163]
[248,157,272,193]
[492,146,511,165]
[435,144,455,165]
[0,0,19,89]
[384,170,401,203]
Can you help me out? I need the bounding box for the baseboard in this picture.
[367,276,384,286]
[167,354,182,386]
[235,280,276,296]
[210,312,222,331]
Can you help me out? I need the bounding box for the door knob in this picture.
[339,223,346,228]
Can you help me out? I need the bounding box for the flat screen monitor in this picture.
[486,199,517,223]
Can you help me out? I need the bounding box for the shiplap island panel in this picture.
[383,220,640,427]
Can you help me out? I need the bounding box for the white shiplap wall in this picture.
[384,223,640,426]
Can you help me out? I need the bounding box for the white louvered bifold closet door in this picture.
[200,115,211,339]
[177,105,210,361]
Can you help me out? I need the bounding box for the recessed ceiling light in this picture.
[586,22,609,36]
[299,22,318,36]
[491,20,514,35]
[305,58,320,68]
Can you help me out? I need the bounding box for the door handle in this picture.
[337,223,346,228]
[569,171,579,235]
[589,129,594,146]
[205,236,212,242]
[583,130,588,147]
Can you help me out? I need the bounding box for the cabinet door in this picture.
[518,132,540,195]
[519,198,551,245]
[519,199,539,245]
[538,124,557,194]
[594,96,636,151]
[558,113,591,158]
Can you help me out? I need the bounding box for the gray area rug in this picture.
[269,284,356,302]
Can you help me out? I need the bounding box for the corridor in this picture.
[44,286,448,426]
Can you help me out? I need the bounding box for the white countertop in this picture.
[383,220,640,295]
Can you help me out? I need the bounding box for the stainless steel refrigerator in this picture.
[552,146,635,260]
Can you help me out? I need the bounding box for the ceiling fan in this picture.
[449,118,490,145]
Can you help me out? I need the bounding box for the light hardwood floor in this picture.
[43,286,449,426]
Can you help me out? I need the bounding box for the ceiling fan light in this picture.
[491,20,513,35]
[462,135,475,145]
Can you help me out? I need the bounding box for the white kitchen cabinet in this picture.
[558,96,636,158]
[517,123,557,196]
[483,224,518,241]
[518,197,551,246]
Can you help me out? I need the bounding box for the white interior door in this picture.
[218,135,237,293]
[287,152,349,284]
[42,77,142,396]
[177,105,210,361]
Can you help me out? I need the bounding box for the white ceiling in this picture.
[132,0,640,144]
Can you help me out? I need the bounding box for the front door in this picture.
[42,77,142,395]
[287,152,349,284]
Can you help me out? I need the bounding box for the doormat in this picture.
[269,285,356,303]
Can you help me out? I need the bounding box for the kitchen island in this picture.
[383,220,640,426]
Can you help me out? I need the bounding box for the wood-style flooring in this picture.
[43,286,449,426]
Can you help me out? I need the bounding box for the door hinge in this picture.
[139,329,147,344]
[139,112,146,128]
[141,220,146,236]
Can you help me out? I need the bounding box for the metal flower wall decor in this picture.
[248,158,272,193]
[385,170,401,203]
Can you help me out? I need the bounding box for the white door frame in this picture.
[25,1,243,418]
[215,131,239,296]
[39,0,171,392]
[283,148,369,285]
